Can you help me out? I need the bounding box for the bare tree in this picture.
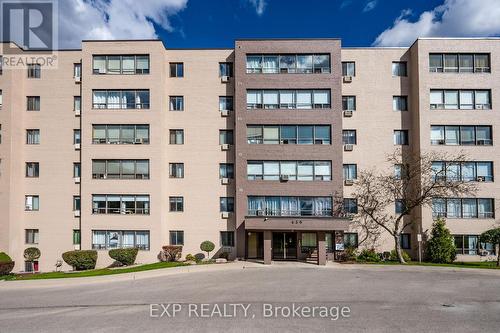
[350,149,477,263]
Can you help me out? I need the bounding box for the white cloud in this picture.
[373,0,500,46]
[58,0,188,49]
[340,0,353,10]
[363,0,378,13]
[247,0,267,16]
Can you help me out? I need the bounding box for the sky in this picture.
[10,0,500,49]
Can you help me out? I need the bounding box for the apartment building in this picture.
[0,37,498,271]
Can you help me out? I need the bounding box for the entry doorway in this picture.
[247,231,264,259]
[272,232,297,260]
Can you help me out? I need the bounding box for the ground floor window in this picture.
[221,231,235,247]
[400,233,411,249]
[453,234,495,255]
[73,230,81,245]
[344,233,358,248]
[301,232,317,253]
[92,230,150,250]
[170,230,184,245]
[24,260,39,272]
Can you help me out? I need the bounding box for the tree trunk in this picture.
[394,233,406,264]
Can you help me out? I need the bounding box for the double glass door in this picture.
[272,232,297,260]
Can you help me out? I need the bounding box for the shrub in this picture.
[219,251,230,260]
[109,248,138,266]
[0,252,14,275]
[344,247,358,261]
[185,254,196,261]
[356,249,381,262]
[200,241,215,258]
[159,246,182,262]
[389,249,411,262]
[194,253,205,262]
[62,250,97,271]
[425,218,456,263]
[23,247,41,262]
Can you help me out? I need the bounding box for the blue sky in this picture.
[28,0,500,49]
[159,0,445,48]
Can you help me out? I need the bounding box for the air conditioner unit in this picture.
[256,210,265,216]
[343,76,353,83]
[135,138,144,144]
[344,179,354,186]
[477,140,486,145]
[75,109,81,116]
[280,174,289,182]
[74,244,81,250]
[74,210,80,217]
[344,144,354,151]
[343,110,353,117]
[477,176,486,182]
[221,212,230,219]
[220,109,230,117]
[74,177,81,184]
[221,144,230,151]
[74,143,81,150]
[221,177,230,185]
[221,76,229,83]
[74,76,81,83]
[98,68,106,74]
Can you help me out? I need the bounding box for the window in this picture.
[343,199,358,214]
[430,125,493,146]
[26,162,39,177]
[169,96,184,111]
[25,195,39,211]
[394,130,409,145]
[170,231,184,245]
[247,161,331,181]
[221,231,235,247]
[394,164,408,180]
[27,96,40,111]
[220,163,234,179]
[0,90,2,109]
[169,163,184,178]
[219,96,233,111]
[92,230,150,250]
[25,229,39,244]
[432,198,494,219]
[92,124,149,145]
[246,54,330,74]
[220,197,234,212]
[0,124,2,144]
[342,96,356,111]
[432,161,493,182]
[400,234,411,249]
[26,129,40,144]
[247,125,331,145]
[73,196,81,211]
[342,130,356,145]
[392,62,407,76]
[219,62,233,77]
[92,195,150,215]
[92,55,150,74]
[73,130,80,144]
[74,96,81,111]
[73,163,81,178]
[169,129,184,144]
[393,96,408,111]
[395,200,406,214]
[27,64,41,78]
[169,62,184,77]
[247,196,332,217]
[454,235,495,255]
[429,53,490,73]
[73,230,81,245]
[246,90,331,109]
[219,130,233,145]
[93,90,150,109]
[344,233,358,248]
[169,197,184,212]
[92,160,150,179]
[430,90,491,110]
[342,62,355,76]
[73,63,81,78]
[343,164,357,181]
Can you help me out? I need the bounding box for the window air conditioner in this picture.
[74,76,81,83]
[344,144,354,151]
[343,76,353,83]
[75,109,81,116]
[221,178,230,185]
[256,210,265,216]
[280,174,289,182]
[343,110,353,117]
[74,210,81,217]
[221,212,230,219]
[221,144,230,151]
[221,109,229,117]
[344,179,354,186]
[221,76,229,83]
[476,176,485,182]
[74,143,81,150]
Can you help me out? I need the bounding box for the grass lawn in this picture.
[360,261,500,269]
[0,261,188,281]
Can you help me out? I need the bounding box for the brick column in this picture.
[264,230,272,264]
[317,231,326,265]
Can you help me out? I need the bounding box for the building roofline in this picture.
[82,39,163,43]
[235,38,341,41]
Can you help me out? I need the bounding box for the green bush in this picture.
[389,249,411,262]
[159,246,182,262]
[200,241,215,258]
[344,247,358,261]
[356,249,381,262]
[24,247,41,262]
[62,250,97,271]
[185,254,196,261]
[109,248,138,266]
[425,218,456,263]
[0,252,14,275]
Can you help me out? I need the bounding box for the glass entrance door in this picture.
[272,232,297,260]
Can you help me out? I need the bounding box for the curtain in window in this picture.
[246,56,262,71]
[314,162,331,180]
[297,161,314,181]
[314,197,332,216]
[280,162,297,180]
[298,126,313,144]
[302,233,317,247]
[444,91,458,109]
[296,90,312,109]
[136,161,149,178]
[446,163,460,181]
[280,55,296,72]
[136,56,149,73]
[107,126,120,143]
[122,231,135,247]
[313,90,330,107]
[475,91,490,108]
[459,91,473,109]
[474,55,489,70]
[136,126,149,142]
[248,197,264,215]
[467,236,478,255]
[246,90,262,108]
[265,197,280,216]
[74,97,81,111]
[478,199,493,218]
[107,91,120,109]
[280,197,299,216]
[93,57,106,73]
[462,199,477,218]
[107,231,121,248]
[122,56,135,74]
[263,162,279,180]
[296,55,313,73]
[444,54,458,72]
[315,126,330,143]
[263,127,279,144]
[279,90,295,108]
[262,56,278,73]
[477,162,492,181]
[92,231,106,248]
[461,163,476,181]
[430,91,443,107]
[432,198,446,217]
[445,126,459,145]
[476,126,491,143]
[136,232,150,249]
[447,199,461,218]
[263,90,279,109]
[429,54,442,70]
[92,161,106,178]
[430,126,444,144]
[247,127,263,144]
[459,54,473,72]
[93,91,107,108]
[460,126,475,145]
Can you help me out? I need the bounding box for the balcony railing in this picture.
[247,208,333,217]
